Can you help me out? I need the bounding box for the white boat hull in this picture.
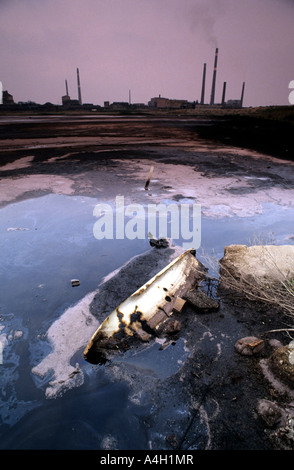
[84,249,203,363]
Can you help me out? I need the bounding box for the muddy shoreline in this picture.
[0,113,294,450]
[1,113,294,210]
[195,111,294,162]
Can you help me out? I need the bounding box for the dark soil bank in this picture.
[194,108,294,161]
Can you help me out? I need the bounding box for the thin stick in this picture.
[145,165,154,190]
[176,384,211,450]
[262,329,294,334]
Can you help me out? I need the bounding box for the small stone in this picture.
[149,238,169,249]
[14,330,23,340]
[235,336,264,356]
[257,399,282,427]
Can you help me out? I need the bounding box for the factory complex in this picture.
[1,49,245,112]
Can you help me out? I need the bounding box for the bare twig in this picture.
[199,248,294,320]
[176,384,212,450]
[262,328,294,335]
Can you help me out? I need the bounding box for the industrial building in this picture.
[148,95,192,109]
[62,69,84,108]
[1,90,14,105]
[199,48,245,108]
[61,79,71,106]
[146,49,245,110]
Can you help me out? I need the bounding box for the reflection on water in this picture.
[0,193,149,448]
[0,193,293,449]
[198,202,294,269]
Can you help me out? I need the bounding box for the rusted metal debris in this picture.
[172,297,187,314]
[83,249,204,364]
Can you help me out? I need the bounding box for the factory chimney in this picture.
[200,63,206,105]
[210,48,218,105]
[62,79,71,106]
[221,81,226,106]
[240,82,245,107]
[77,68,82,105]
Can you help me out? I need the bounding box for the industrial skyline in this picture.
[59,48,246,109]
[2,47,246,110]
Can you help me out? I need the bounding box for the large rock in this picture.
[220,244,294,284]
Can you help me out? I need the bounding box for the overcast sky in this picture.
[1,0,294,107]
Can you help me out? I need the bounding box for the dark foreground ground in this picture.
[0,108,294,453]
[88,245,294,451]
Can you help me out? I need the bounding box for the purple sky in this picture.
[1,0,294,107]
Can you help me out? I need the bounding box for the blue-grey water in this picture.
[0,192,293,449]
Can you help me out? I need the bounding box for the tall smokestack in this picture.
[221,81,226,105]
[65,80,69,96]
[240,82,245,107]
[77,68,82,105]
[210,47,218,105]
[200,63,206,105]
